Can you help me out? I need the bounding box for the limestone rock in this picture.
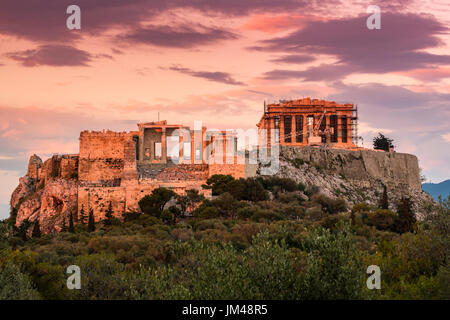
[272,146,435,219]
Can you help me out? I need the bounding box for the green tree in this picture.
[202,174,236,196]
[31,220,41,238]
[17,219,31,241]
[243,178,269,202]
[79,204,86,224]
[105,201,113,226]
[138,187,176,218]
[373,133,394,152]
[175,189,205,217]
[61,218,68,232]
[88,208,96,232]
[68,212,75,233]
[395,197,416,233]
[160,209,174,224]
[379,184,389,209]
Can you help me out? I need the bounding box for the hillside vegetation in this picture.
[1,175,448,300]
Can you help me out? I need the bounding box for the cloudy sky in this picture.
[1,0,450,219]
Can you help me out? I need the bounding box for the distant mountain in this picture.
[422,179,450,201]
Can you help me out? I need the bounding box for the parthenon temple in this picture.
[256,97,358,149]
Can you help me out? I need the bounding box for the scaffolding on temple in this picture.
[351,104,359,146]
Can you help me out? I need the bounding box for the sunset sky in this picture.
[1,0,450,219]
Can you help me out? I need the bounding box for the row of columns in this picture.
[139,127,238,164]
[266,114,351,146]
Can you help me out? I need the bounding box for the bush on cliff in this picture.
[311,194,347,214]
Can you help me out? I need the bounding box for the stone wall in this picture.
[78,187,126,221]
[79,131,133,183]
[280,146,422,190]
[209,163,246,179]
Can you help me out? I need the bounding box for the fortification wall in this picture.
[77,187,126,221]
[280,146,422,190]
[79,131,134,183]
[208,163,246,179]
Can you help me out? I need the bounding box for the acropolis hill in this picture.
[10,98,433,233]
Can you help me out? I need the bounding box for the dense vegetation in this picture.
[0,175,448,300]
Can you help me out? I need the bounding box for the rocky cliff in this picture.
[10,154,79,234]
[274,146,434,217]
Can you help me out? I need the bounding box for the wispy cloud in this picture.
[120,24,238,48]
[6,45,93,67]
[167,65,245,85]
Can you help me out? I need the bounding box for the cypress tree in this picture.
[379,184,389,209]
[87,208,95,232]
[68,212,75,233]
[61,218,68,232]
[31,220,41,238]
[105,202,113,226]
[395,197,416,234]
[79,204,86,224]
[18,219,31,241]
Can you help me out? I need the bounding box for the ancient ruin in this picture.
[10,98,433,233]
[257,98,358,148]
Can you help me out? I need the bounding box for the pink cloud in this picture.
[399,67,450,81]
[241,14,323,33]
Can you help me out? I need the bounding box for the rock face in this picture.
[274,146,434,218]
[10,155,79,234]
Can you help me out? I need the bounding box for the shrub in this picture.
[366,209,396,231]
[251,209,283,222]
[311,194,347,214]
[171,228,193,242]
[211,192,240,217]
[0,261,41,300]
[196,207,219,220]
[160,210,174,224]
[237,206,258,220]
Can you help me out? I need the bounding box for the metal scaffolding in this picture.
[351,104,358,146]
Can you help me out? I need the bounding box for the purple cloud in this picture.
[120,24,237,48]
[6,45,93,67]
[271,54,316,64]
[264,63,359,81]
[167,65,245,85]
[258,13,450,79]
[0,0,317,44]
